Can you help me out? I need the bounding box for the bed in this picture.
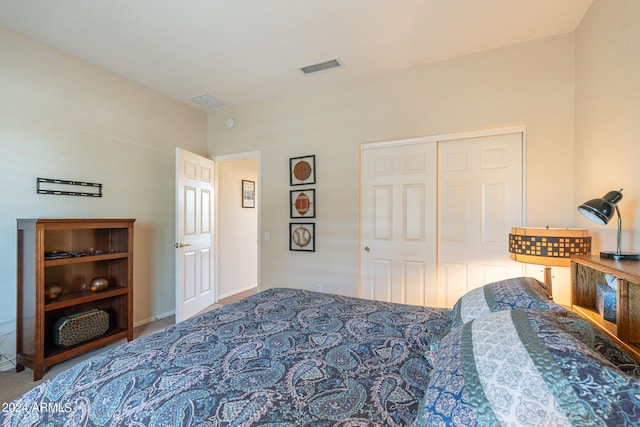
[2,278,640,426]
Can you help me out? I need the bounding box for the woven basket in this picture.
[53,309,109,347]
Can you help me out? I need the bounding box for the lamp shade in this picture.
[577,190,622,225]
[577,189,639,260]
[509,227,591,267]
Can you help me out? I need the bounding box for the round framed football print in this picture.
[290,189,316,218]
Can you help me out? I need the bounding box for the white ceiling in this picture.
[0,0,593,109]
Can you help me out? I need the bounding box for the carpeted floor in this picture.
[0,288,256,405]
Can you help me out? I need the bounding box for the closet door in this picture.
[360,140,437,306]
[437,132,524,307]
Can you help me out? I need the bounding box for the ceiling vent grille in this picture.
[299,58,344,75]
[189,94,225,109]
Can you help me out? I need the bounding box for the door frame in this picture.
[359,124,528,299]
[211,150,262,296]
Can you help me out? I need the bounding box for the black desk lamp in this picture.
[577,189,639,260]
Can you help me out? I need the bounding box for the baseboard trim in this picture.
[0,355,16,372]
[133,310,175,328]
[155,310,176,320]
[218,285,258,301]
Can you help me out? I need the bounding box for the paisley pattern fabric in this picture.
[449,277,561,327]
[416,309,640,426]
[1,288,451,426]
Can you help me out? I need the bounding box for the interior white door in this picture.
[175,148,216,322]
[360,140,437,306]
[437,133,524,307]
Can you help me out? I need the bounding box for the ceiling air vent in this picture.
[299,58,344,75]
[189,94,225,109]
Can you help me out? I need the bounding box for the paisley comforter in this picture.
[417,309,640,426]
[0,288,451,426]
[4,280,640,426]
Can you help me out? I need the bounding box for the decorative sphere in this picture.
[45,284,63,300]
[90,277,109,292]
[293,160,312,180]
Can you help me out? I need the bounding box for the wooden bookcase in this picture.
[16,218,135,380]
[571,254,640,361]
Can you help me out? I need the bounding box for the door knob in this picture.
[175,242,191,248]
[364,246,371,253]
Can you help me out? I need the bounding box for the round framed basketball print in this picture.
[289,154,316,186]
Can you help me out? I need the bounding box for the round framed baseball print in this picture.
[289,223,315,251]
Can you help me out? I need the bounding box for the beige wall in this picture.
[216,157,259,298]
[574,0,640,255]
[0,27,208,365]
[208,34,577,303]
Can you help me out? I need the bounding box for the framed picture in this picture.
[242,180,255,208]
[290,222,315,252]
[290,188,316,218]
[290,154,316,186]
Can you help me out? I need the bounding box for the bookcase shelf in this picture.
[44,287,129,311]
[44,252,128,267]
[16,218,135,380]
[571,254,640,362]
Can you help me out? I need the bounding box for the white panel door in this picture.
[361,141,437,306]
[437,133,524,307]
[176,148,215,322]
